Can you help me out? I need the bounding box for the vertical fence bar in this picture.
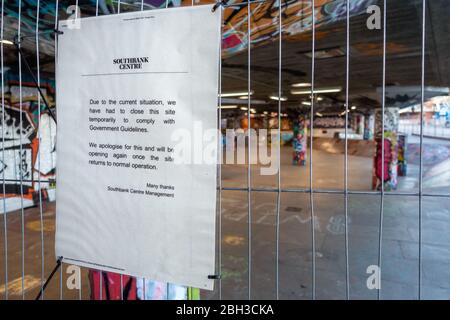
[117,0,125,301]
[141,0,145,300]
[18,0,26,300]
[94,0,103,301]
[377,0,387,301]
[165,0,169,299]
[218,3,223,300]
[6,4,16,301]
[54,0,61,300]
[75,0,81,300]
[60,265,63,300]
[275,0,282,300]
[309,0,316,300]
[246,1,252,301]
[344,0,350,300]
[0,0,7,300]
[418,0,426,300]
[35,0,46,300]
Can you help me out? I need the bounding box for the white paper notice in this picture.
[56,5,220,290]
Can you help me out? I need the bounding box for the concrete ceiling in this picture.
[2,0,449,114]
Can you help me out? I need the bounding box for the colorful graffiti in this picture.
[3,0,378,59]
[136,278,197,300]
[373,136,398,191]
[375,107,399,138]
[373,109,399,191]
[406,142,450,190]
[314,116,347,128]
[407,143,450,167]
[0,74,56,213]
[397,134,407,176]
[222,0,378,56]
[89,270,137,300]
[3,0,60,56]
[88,270,198,300]
[292,115,307,166]
[363,113,374,140]
[3,0,181,56]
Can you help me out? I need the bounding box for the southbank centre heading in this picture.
[113,57,149,70]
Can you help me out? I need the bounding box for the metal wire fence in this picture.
[1,0,449,300]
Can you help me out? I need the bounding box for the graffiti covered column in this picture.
[352,114,365,136]
[373,108,400,190]
[292,115,307,166]
[364,112,375,140]
[397,134,407,176]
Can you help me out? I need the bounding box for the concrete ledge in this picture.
[312,137,376,157]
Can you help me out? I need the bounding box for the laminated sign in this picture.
[56,5,221,290]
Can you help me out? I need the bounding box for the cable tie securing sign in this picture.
[13,28,64,46]
[212,0,229,12]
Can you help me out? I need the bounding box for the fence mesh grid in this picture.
[1,0,449,300]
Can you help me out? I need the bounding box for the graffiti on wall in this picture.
[3,0,205,57]
[222,0,378,56]
[3,0,378,59]
[314,116,347,128]
[0,105,35,193]
[0,77,56,213]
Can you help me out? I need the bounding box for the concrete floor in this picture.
[0,139,449,300]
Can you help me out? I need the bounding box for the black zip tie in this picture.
[212,0,229,12]
[35,256,63,300]
[208,274,221,280]
[213,0,267,11]
[14,28,63,43]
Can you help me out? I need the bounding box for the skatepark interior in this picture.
[1,0,450,299]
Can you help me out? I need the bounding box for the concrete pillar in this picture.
[292,115,307,166]
[364,112,375,140]
[356,114,365,135]
[397,134,407,176]
[372,107,400,191]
